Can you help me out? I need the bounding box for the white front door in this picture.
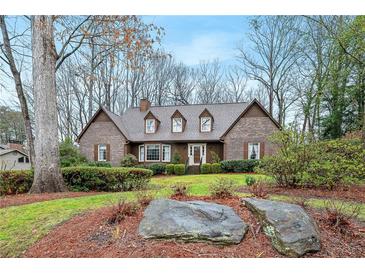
[188,143,206,166]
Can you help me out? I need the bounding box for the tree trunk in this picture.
[30,16,67,193]
[0,16,35,166]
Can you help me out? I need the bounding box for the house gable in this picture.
[220,99,280,139]
[171,110,187,132]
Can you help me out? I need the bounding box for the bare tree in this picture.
[195,60,223,104]
[30,16,66,193]
[0,15,35,165]
[225,65,247,103]
[237,16,302,125]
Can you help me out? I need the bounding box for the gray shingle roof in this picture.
[118,102,249,142]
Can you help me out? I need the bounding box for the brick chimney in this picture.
[7,142,25,153]
[139,98,151,112]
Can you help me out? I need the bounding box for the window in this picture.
[139,145,145,162]
[201,117,212,132]
[18,157,24,163]
[248,143,260,160]
[162,145,171,162]
[146,119,156,133]
[172,118,183,132]
[25,157,29,163]
[98,144,107,161]
[146,144,160,161]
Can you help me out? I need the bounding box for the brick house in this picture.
[76,99,280,167]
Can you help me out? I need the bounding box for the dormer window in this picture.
[201,117,212,132]
[172,118,183,132]
[146,119,156,133]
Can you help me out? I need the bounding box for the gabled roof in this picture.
[120,102,249,142]
[77,99,280,143]
[76,106,129,142]
[220,99,281,139]
[0,149,28,157]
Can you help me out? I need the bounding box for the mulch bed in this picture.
[237,185,365,203]
[0,192,105,208]
[24,196,365,258]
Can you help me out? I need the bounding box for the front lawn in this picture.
[0,173,364,257]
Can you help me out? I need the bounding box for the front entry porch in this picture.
[188,143,206,166]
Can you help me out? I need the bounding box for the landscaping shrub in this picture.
[173,164,185,175]
[172,152,182,164]
[220,159,259,173]
[0,170,33,195]
[249,182,268,199]
[145,163,166,175]
[86,161,112,168]
[323,200,361,236]
[62,167,152,192]
[107,198,140,224]
[171,182,188,197]
[59,137,88,167]
[257,129,365,189]
[211,163,222,173]
[166,164,175,175]
[210,151,221,163]
[0,167,153,195]
[245,175,256,186]
[120,153,138,167]
[135,191,154,207]
[209,177,236,198]
[200,163,212,174]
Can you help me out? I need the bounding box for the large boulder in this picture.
[138,199,248,244]
[242,198,320,257]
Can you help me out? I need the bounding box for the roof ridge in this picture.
[129,101,247,109]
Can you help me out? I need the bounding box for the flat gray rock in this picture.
[242,198,320,257]
[138,199,248,244]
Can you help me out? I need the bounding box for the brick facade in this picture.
[223,113,279,160]
[78,112,127,166]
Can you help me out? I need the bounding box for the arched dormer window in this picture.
[199,108,214,132]
[171,110,186,133]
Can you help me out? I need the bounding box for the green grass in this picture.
[0,173,363,257]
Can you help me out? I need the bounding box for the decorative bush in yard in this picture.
[245,175,256,186]
[0,170,33,195]
[173,164,185,175]
[138,163,166,175]
[257,129,365,189]
[220,159,259,173]
[166,164,175,175]
[120,153,138,167]
[0,167,152,195]
[200,163,212,174]
[59,137,88,167]
[171,152,182,164]
[209,177,237,198]
[86,161,112,168]
[211,163,222,173]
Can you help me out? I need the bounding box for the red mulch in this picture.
[24,196,365,258]
[238,185,365,203]
[0,192,105,208]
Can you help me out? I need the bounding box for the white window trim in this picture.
[138,145,145,162]
[200,117,212,132]
[172,117,183,133]
[162,144,171,162]
[248,142,260,160]
[98,144,107,162]
[145,119,156,133]
[145,144,161,162]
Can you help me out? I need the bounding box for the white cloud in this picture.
[166,31,239,66]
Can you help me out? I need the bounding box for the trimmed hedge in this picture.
[173,164,185,175]
[200,163,212,174]
[0,167,152,195]
[211,163,222,173]
[220,160,259,173]
[138,163,166,175]
[166,164,175,175]
[0,170,33,195]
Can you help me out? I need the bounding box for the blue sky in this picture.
[145,16,251,66]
